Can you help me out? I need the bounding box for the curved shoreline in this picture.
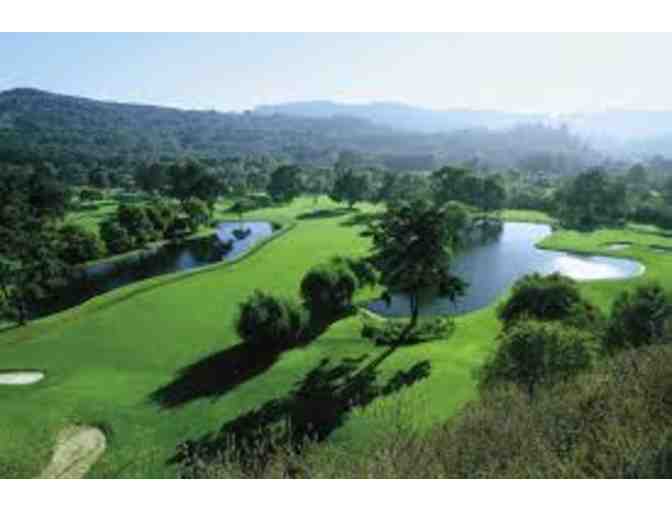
[365,222,647,320]
[0,222,297,342]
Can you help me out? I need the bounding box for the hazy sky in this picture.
[2,33,671,113]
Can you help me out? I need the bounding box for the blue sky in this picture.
[2,33,672,113]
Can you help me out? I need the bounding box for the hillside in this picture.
[255,100,546,133]
[0,88,601,172]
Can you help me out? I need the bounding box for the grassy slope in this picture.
[2,199,671,477]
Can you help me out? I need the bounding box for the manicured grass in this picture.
[65,200,119,233]
[1,201,670,477]
[501,208,555,224]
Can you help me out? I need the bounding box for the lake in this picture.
[367,222,644,318]
[33,221,275,318]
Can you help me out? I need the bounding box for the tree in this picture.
[57,224,105,264]
[300,261,359,322]
[0,167,71,325]
[235,291,308,350]
[135,162,168,194]
[605,282,672,351]
[480,320,599,397]
[100,219,133,254]
[304,171,331,206]
[431,166,473,205]
[330,169,370,209]
[368,199,467,340]
[480,177,507,214]
[25,170,71,220]
[267,165,303,203]
[89,167,110,189]
[555,168,627,228]
[663,176,672,206]
[167,160,222,206]
[117,204,159,245]
[182,197,210,234]
[497,273,593,328]
[145,200,178,237]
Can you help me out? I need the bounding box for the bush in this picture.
[497,273,589,328]
[300,261,358,321]
[331,256,378,289]
[187,339,672,479]
[99,219,133,254]
[182,197,210,233]
[235,291,308,350]
[605,282,672,351]
[57,224,106,264]
[145,201,178,237]
[480,320,599,397]
[117,204,160,246]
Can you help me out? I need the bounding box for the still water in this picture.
[367,222,644,318]
[35,222,275,318]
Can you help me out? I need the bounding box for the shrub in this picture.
[182,197,210,234]
[57,224,106,264]
[99,219,133,254]
[117,204,159,246]
[187,343,672,479]
[605,282,672,351]
[480,320,599,397]
[145,201,178,237]
[300,261,358,321]
[497,273,587,328]
[235,291,308,350]
[331,256,378,289]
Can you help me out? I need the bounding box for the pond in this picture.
[33,222,275,318]
[367,222,644,318]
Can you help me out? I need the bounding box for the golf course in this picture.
[1,195,669,478]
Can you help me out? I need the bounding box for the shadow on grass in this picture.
[339,211,382,227]
[150,310,354,410]
[171,346,431,473]
[296,207,354,221]
[150,343,281,409]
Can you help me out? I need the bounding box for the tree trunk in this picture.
[400,293,419,343]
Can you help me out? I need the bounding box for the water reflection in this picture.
[33,222,275,318]
[368,222,644,318]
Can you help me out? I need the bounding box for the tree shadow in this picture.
[149,342,280,409]
[150,309,355,410]
[296,207,353,221]
[171,346,431,473]
[339,211,382,227]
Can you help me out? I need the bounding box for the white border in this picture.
[1,1,672,31]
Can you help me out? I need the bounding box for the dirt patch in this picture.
[40,426,106,479]
[0,370,44,385]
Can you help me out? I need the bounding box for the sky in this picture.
[2,32,672,114]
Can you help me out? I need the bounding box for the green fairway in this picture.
[1,198,670,477]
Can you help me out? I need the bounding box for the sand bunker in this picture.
[0,370,44,385]
[40,426,106,479]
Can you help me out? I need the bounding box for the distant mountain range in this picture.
[255,101,546,132]
[1,87,668,171]
[256,101,672,155]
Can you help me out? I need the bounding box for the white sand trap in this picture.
[40,426,106,479]
[0,370,44,385]
[550,254,644,281]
